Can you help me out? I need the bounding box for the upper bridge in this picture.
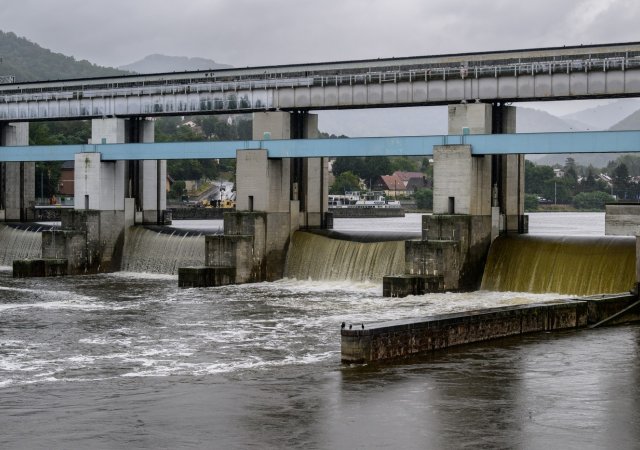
[2,42,640,121]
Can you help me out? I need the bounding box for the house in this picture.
[373,171,429,196]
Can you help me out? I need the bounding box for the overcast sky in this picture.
[3,0,640,120]
[4,0,639,69]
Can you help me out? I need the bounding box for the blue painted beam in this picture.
[0,131,639,162]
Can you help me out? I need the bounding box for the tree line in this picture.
[525,156,640,211]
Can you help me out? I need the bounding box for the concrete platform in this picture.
[178,266,235,288]
[382,274,445,297]
[341,294,640,364]
[13,259,68,278]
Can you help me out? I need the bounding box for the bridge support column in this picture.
[43,118,164,275]
[84,118,166,224]
[447,103,525,235]
[201,111,327,284]
[388,104,523,295]
[252,111,328,229]
[0,123,34,222]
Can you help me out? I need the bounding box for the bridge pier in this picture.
[78,118,166,224]
[194,111,328,285]
[41,118,167,274]
[0,123,34,222]
[386,103,526,295]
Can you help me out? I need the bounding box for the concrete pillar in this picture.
[79,118,165,224]
[252,111,327,228]
[433,145,491,216]
[0,123,34,222]
[445,103,524,234]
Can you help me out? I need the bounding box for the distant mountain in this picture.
[318,105,588,139]
[528,105,640,168]
[609,108,640,131]
[119,54,232,74]
[515,107,590,133]
[562,98,640,130]
[0,30,128,82]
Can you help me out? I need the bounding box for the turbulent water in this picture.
[1,212,639,448]
[482,234,636,295]
[0,223,42,267]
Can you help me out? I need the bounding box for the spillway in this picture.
[284,231,405,282]
[0,224,42,267]
[120,227,205,274]
[481,235,636,296]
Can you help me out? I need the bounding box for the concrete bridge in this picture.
[2,42,640,121]
[3,42,640,288]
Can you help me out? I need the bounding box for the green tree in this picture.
[524,194,539,211]
[612,163,630,199]
[414,188,433,210]
[332,157,362,177]
[168,180,186,200]
[390,157,418,172]
[330,171,361,194]
[525,160,555,196]
[573,191,614,210]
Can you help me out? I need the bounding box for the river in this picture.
[1,212,638,449]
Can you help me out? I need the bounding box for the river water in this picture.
[1,212,639,449]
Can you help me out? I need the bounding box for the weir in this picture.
[284,232,405,282]
[0,223,42,266]
[121,227,205,274]
[481,235,636,296]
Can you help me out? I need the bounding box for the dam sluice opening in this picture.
[0,223,42,267]
[284,231,405,282]
[120,227,206,275]
[481,235,636,296]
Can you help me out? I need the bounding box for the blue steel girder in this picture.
[0,131,639,162]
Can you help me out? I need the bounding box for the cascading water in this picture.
[481,235,636,295]
[0,224,42,267]
[120,227,206,274]
[284,231,405,282]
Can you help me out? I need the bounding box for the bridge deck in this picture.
[2,42,640,120]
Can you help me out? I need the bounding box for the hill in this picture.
[0,31,128,82]
[119,54,232,74]
[562,98,640,130]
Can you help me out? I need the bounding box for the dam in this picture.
[2,42,640,382]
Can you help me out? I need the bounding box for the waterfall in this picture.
[0,224,42,267]
[120,227,205,274]
[481,235,636,295]
[285,231,405,282]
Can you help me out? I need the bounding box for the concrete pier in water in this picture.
[341,294,640,364]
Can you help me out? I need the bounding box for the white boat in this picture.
[329,191,401,209]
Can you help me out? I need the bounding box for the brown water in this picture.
[1,213,639,448]
[481,234,636,295]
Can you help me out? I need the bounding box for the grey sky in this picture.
[2,0,639,119]
[3,0,639,68]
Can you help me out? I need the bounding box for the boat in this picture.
[328,191,404,217]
